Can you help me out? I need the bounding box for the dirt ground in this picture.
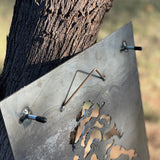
[145,121,160,160]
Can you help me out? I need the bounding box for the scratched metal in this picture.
[0,23,149,160]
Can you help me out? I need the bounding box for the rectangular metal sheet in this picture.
[0,22,149,160]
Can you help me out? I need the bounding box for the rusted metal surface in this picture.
[0,22,149,160]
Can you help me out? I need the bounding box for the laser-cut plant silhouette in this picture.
[70,102,138,160]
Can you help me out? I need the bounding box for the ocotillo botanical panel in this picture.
[0,22,149,160]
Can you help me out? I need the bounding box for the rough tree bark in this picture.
[0,0,113,159]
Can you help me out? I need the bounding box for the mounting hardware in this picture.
[60,68,105,112]
[19,106,47,124]
[120,41,142,52]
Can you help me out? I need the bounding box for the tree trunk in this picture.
[0,0,113,159]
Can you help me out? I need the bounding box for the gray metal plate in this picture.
[0,22,149,160]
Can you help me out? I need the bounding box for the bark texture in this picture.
[0,0,113,159]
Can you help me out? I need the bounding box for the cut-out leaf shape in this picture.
[71,101,138,160]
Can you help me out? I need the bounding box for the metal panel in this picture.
[0,22,149,160]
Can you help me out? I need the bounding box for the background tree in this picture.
[0,0,113,159]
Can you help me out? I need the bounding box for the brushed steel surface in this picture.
[0,22,149,160]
